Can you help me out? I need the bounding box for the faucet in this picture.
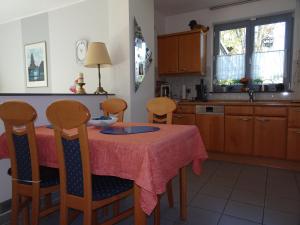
[248,89,255,102]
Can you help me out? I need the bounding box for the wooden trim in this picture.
[208,152,300,171]
[158,29,206,38]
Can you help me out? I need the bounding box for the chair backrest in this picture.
[100,98,127,122]
[46,100,91,200]
[146,97,177,124]
[0,101,40,183]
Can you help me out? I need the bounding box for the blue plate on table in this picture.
[100,126,160,135]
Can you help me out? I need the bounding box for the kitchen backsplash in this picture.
[160,75,297,101]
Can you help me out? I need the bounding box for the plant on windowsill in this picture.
[239,77,250,92]
[253,78,263,91]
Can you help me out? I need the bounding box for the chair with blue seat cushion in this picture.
[46,100,133,225]
[0,101,60,225]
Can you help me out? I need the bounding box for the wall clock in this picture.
[76,39,88,64]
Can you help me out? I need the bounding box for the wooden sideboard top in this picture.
[177,100,300,107]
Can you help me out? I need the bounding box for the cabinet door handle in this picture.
[256,118,269,122]
[295,131,300,134]
[294,109,300,112]
[239,117,251,121]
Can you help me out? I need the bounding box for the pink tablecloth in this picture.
[0,122,207,215]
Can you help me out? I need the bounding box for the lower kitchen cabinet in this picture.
[254,117,287,159]
[173,113,195,125]
[287,128,300,161]
[196,114,224,152]
[225,116,253,155]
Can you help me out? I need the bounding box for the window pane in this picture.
[252,22,286,84]
[216,28,246,82]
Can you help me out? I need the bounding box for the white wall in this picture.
[159,0,300,100]
[0,0,113,94]
[108,0,132,122]
[129,0,155,122]
[48,0,113,94]
[0,21,25,93]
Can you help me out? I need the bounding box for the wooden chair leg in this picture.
[112,201,120,216]
[166,180,174,208]
[83,208,92,225]
[11,190,20,225]
[92,210,98,225]
[60,206,68,225]
[31,195,40,225]
[22,197,30,225]
[179,167,187,220]
[154,196,160,225]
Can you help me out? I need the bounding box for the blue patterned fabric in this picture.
[62,138,84,197]
[11,134,59,187]
[61,138,133,200]
[13,134,32,182]
[92,175,133,200]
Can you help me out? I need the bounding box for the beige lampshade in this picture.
[84,42,111,68]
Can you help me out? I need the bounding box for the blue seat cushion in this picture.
[7,166,59,188]
[92,175,133,201]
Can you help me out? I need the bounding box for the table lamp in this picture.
[84,42,111,94]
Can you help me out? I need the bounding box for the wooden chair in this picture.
[100,98,127,122]
[146,97,177,224]
[46,100,133,225]
[0,101,60,225]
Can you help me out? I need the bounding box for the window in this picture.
[213,13,293,92]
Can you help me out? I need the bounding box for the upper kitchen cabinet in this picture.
[157,30,207,76]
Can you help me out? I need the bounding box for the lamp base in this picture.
[94,86,108,95]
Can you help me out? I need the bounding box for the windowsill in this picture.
[210,91,293,94]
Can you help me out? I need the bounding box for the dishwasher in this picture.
[196,105,224,152]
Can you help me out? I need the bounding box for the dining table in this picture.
[0,122,208,225]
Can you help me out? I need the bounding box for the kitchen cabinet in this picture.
[173,104,195,125]
[287,107,300,161]
[157,30,207,75]
[254,117,287,159]
[173,114,195,125]
[196,114,224,152]
[288,107,300,127]
[287,129,300,161]
[157,36,178,74]
[225,115,254,155]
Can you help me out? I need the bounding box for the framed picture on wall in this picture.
[24,41,48,87]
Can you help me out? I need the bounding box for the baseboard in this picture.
[0,199,11,215]
[208,152,300,171]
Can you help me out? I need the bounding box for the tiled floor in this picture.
[2,160,300,225]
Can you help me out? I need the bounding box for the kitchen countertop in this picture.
[178,100,300,106]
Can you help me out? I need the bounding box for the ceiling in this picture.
[0,0,84,24]
[155,0,260,16]
[0,0,260,24]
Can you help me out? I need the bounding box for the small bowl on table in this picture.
[88,116,118,128]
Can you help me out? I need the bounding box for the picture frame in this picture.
[24,41,48,87]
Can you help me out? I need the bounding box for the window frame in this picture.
[213,13,294,92]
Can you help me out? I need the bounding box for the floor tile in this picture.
[209,175,237,188]
[230,189,265,206]
[186,207,221,225]
[190,194,227,213]
[265,196,300,214]
[224,201,263,223]
[263,209,300,225]
[219,215,261,225]
[199,183,232,199]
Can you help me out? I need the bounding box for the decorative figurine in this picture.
[76,73,86,94]
[188,20,209,33]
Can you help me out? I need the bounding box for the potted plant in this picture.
[253,78,263,91]
[239,77,250,92]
